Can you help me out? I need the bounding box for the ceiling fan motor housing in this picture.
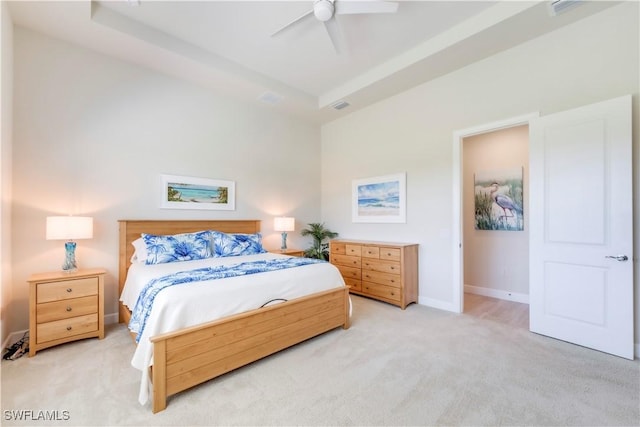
[314,0,335,21]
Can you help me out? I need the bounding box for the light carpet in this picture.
[1,295,638,426]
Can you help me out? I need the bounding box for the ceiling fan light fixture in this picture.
[314,0,335,22]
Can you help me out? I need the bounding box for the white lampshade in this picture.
[274,217,295,232]
[46,216,94,241]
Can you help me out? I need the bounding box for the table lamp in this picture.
[46,216,93,272]
[273,217,295,251]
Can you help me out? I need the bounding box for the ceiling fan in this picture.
[271,0,399,53]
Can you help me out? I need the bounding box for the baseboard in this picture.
[105,312,119,325]
[464,284,529,304]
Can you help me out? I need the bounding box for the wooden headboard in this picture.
[118,219,261,322]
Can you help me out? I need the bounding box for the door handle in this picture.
[605,255,629,261]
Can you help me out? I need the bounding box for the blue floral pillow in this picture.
[211,231,266,257]
[141,231,213,265]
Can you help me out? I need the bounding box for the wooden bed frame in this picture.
[118,219,350,413]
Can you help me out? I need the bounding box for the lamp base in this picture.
[280,232,288,250]
[62,241,78,272]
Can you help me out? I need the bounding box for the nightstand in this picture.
[28,268,106,357]
[268,248,305,257]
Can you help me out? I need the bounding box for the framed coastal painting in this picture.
[352,173,406,223]
[474,167,523,231]
[160,174,235,210]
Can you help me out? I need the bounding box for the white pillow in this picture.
[130,237,148,264]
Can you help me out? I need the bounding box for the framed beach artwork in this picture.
[160,174,235,210]
[474,167,523,231]
[352,173,406,223]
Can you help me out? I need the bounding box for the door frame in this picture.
[451,112,539,313]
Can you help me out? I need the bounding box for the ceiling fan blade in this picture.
[335,0,399,15]
[271,9,314,36]
[323,19,344,54]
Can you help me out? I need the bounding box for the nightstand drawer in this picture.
[37,295,98,323]
[36,313,98,344]
[37,277,98,303]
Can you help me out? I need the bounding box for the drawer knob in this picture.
[66,306,72,312]
[66,288,73,293]
[390,267,395,270]
[66,326,72,331]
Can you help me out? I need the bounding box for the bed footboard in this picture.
[149,286,350,413]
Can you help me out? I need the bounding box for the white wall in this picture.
[1,1,14,344]
[9,28,322,332]
[463,125,529,303]
[321,3,640,340]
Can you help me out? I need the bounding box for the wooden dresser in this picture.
[329,240,418,309]
[28,268,106,356]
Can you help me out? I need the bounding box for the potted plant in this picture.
[300,222,338,260]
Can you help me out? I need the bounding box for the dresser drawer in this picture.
[36,313,98,344]
[379,247,401,261]
[336,265,361,280]
[343,278,362,292]
[37,277,98,303]
[330,254,361,268]
[345,245,362,257]
[362,282,401,303]
[37,295,98,323]
[362,270,401,288]
[362,246,380,259]
[330,243,346,255]
[362,259,401,275]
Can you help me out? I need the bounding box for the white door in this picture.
[529,95,633,360]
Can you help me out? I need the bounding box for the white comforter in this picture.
[120,252,346,405]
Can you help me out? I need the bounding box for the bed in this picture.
[118,219,351,413]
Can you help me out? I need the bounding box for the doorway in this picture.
[462,125,529,314]
[451,113,538,314]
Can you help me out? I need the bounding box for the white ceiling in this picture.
[7,0,616,124]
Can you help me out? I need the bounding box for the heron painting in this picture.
[474,168,523,231]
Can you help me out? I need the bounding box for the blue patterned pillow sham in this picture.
[141,231,213,265]
[211,231,266,257]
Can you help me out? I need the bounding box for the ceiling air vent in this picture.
[332,100,350,110]
[549,0,582,16]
